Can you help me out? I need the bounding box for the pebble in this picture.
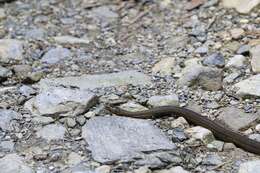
[0,39,24,63]
[66,118,77,128]
[202,53,225,68]
[185,126,215,144]
[249,134,260,142]
[147,94,179,107]
[207,140,224,152]
[234,74,260,97]
[236,45,251,55]
[41,47,72,64]
[250,45,260,73]
[238,160,260,173]
[152,57,177,76]
[76,116,86,126]
[54,36,90,45]
[66,152,84,166]
[202,154,222,166]
[171,128,188,142]
[170,117,189,129]
[194,46,208,54]
[95,165,112,173]
[0,109,21,131]
[230,28,245,39]
[226,55,247,69]
[119,102,148,112]
[0,66,12,81]
[255,124,260,132]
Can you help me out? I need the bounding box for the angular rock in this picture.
[147,94,179,107]
[230,28,245,39]
[38,71,151,91]
[0,39,24,63]
[234,74,260,97]
[203,53,225,68]
[0,109,21,131]
[222,0,260,14]
[238,160,260,173]
[250,45,260,73]
[152,57,177,76]
[237,45,251,55]
[226,55,247,69]
[25,87,97,117]
[0,154,33,173]
[36,124,66,141]
[91,6,118,24]
[0,66,12,82]
[178,59,223,91]
[54,36,90,45]
[41,47,72,64]
[202,154,222,166]
[25,28,46,40]
[82,116,176,163]
[186,126,215,144]
[217,107,259,131]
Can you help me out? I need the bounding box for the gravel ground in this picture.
[0,0,260,172]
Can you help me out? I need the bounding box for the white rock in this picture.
[95,165,111,173]
[250,45,260,73]
[234,74,260,97]
[255,124,260,132]
[185,126,215,144]
[238,160,260,173]
[36,124,66,141]
[222,0,260,14]
[152,57,177,76]
[0,154,33,173]
[148,94,179,107]
[226,55,247,69]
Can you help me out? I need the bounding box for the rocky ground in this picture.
[0,0,260,172]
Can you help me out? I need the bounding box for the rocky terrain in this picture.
[0,0,260,172]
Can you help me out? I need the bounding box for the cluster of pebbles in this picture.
[0,0,260,172]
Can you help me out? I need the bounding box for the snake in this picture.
[106,104,260,155]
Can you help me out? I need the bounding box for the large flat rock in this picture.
[38,71,151,91]
[82,116,176,163]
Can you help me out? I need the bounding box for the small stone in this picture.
[194,46,208,54]
[0,66,12,82]
[134,166,151,173]
[147,94,179,107]
[70,128,81,136]
[186,126,215,144]
[170,117,188,129]
[154,166,190,173]
[223,72,241,84]
[250,45,260,73]
[171,128,188,142]
[237,45,250,55]
[84,111,96,118]
[255,124,260,132]
[230,28,245,39]
[13,64,32,78]
[0,154,33,173]
[234,74,260,97]
[119,102,148,112]
[226,55,247,69]
[76,116,86,126]
[203,53,225,68]
[238,160,260,173]
[207,140,224,151]
[66,152,84,166]
[18,85,36,97]
[0,109,21,131]
[152,57,177,76]
[202,154,222,166]
[36,124,66,141]
[0,39,24,63]
[95,165,111,173]
[25,28,46,40]
[222,0,260,14]
[67,118,77,128]
[0,140,14,151]
[249,134,260,142]
[54,36,90,45]
[41,47,72,64]
[224,143,236,151]
[218,107,259,131]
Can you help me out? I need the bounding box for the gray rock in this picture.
[222,0,260,14]
[25,87,97,117]
[0,109,21,131]
[152,57,177,76]
[223,72,241,84]
[234,74,260,97]
[202,154,222,166]
[36,124,66,141]
[18,85,36,97]
[66,118,77,128]
[217,107,259,131]
[0,154,33,173]
[207,140,224,152]
[82,116,176,163]
[171,128,187,142]
[238,160,260,173]
[250,45,260,73]
[203,53,225,68]
[178,59,223,91]
[249,134,260,142]
[38,71,151,91]
[119,102,148,112]
[0,39,24,63]
[165,35,189,53]
[0,140,14,151]
[91,6,118,24]
[226,55,247,69]
[237,45,250,55]
[54,36,90,45]
[0,66,12,81]
[66,152,84,166]
[148,94,179,107]
[41,47,72,64]
[194,46,208,54]
[186,126,215,144]
[25,28,46,40]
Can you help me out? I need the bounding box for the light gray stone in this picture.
[185,126,215,144]
[222,0,260,14]
[226,55,247,69]
[41,47,72,64]
[147,94,179,107]
[25,87,97,117]
[54,36,90,45]
[0,109,21,131]
[0,66,12,81]
[38,71,151,91]
[91,6,118,24]
[203,53,225,68]
[36,124,66,141]
[152,57,177,76]
[202,154,222,166]
[238,160,260,173]
[250,45,260,73]
[25,28,46,40]
[234,74,260,97]
[217,107,259,131]
[119,102,148,112]
[82,116,176,163]
[0,39,24,63]
[0,140,14,151]
[0,154,33,173]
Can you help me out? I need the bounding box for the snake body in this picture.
[106,105,260,155]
